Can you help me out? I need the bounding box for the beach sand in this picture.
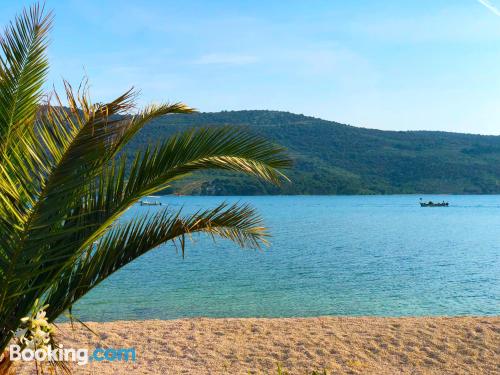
[14,316,499,374]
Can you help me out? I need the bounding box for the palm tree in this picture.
[0,4,290,355]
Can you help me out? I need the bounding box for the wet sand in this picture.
[15,316,500,374]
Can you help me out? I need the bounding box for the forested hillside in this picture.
[123,110,500,195]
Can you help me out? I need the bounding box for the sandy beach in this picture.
[13,316,499,374]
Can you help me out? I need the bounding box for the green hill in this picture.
[124,110,500,195]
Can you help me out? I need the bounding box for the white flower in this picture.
[35,310,47,321]
[32,328,50,344]
[16,304,55,353]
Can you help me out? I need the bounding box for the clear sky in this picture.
[2,0,500,134]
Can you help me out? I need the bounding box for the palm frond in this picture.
[71,126,290,252]
[6,125,290,302]
[123,126,291,192]
[0,4,52,146]
[43,203,266,320]
[113,102,196,152]
[0,84,137,302]
[0,86,196,282]
[7,125,289,286]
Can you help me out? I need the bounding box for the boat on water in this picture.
[419,198,449,207]
[140,201,162,206]
[140,196,162,206]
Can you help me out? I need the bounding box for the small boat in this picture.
[140,201,162,206]
[140,197,162,206]
[419,198,449,207]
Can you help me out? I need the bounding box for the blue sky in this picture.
[2,0,500,134]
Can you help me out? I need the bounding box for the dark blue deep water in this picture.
[73,195,500,321]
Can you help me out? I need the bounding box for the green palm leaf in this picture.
[0,4,291,353]
[44,203,266,320]
[0,4,51,147]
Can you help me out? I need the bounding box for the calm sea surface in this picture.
[73,195,500,321]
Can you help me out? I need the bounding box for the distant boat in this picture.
[419,198,449,207]
[140,201,162,206]
[140,196,162,206]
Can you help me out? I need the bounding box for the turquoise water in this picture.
[73,195,500,321]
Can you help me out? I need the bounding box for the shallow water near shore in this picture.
[73,195,500,321]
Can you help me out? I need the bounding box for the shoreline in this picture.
[58,313,500,322]
[17,316,499,374]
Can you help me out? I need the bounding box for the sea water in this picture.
[73,195,500,320]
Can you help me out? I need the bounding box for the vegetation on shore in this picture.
[123,110,500,195]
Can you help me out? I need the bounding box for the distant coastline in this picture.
[124,110,500,196]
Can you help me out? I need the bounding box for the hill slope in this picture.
[124,110,500,195]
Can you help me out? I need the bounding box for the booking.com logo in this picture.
[9,344,136,365]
